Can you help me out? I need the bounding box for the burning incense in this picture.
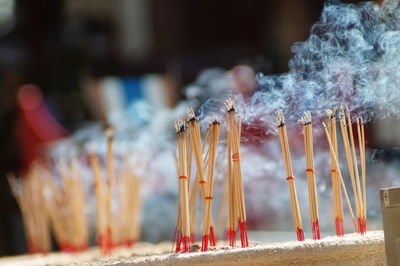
[276,109,304,241]
[226,117,237,247]
[357,117,367,233]
[345,108,364,234]
[225,99,248,248]
[201,117,221,251]
[105,127,115,253]
[323,122,357,233]
[175,120,191,253]
[300,112,320,240]
[186,108,217,247]
[326,108,345,236]
[339,107,365,234]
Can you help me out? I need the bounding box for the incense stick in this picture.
[8,166,53,254]
[357,117,367,233]
[276,109,304,241]
[326,108,345,236]
[201,117,221,251]
[225,99,248,248]
[186,109,217,248]
[300,112,320,240]
[323,122,358,232]
[344,107,364,234]
[89,148,107,252]
[105,127,115,253]
[338,109,362,233]
[175,120,191,253]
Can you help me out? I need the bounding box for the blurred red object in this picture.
[17,84,68,172]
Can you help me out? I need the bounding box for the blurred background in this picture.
[0,0,394,256]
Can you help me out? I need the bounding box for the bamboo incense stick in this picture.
[89,148,107,252]
[201,117,221,251]
[105,127,115,253]
[8,169,52,254]
[323,122,358,232]
[357,117,367,233]
[225,99,248,248]
[276,109,304,241]
[338,109,362,233]
[186,109,217,247]
[58,159,88,252]
[300,112,320,240]
[116,158,142,247]
[185,128,195,244]
[226,116,237,247]
[187,147,209,246]
[326,108,345,236]
[175,120,191,253]
[344,107,364,234]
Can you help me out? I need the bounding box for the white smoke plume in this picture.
[216,0,400,135]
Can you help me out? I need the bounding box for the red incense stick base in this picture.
[335,217,344,237]
[28,239,39,254]
[209,226,217,246]
[124,239,135,248]
[201,234,209,252]
[239,221,249,247]
[103,227,113,255]
[182,236,191,253]
[358,218,367,235]
[312,219,321,240]
[229,229,236,247]
[296,228,305,241]
[174,229,182,253]
[98,233,108,254]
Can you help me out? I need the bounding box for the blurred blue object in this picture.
[121,77,143,105]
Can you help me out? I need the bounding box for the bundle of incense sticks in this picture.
[300,112,320,240]
[186,108,218,251]
[9,130,144,256]
[89,147,108,253]
[89,128,144,254]
[322,120,357,234]
[115,160,143,247]
[8,168,51,254]
[184,114,196,244]
[9,161,89,253]
[339,107,367,234]
[41,170,71,251]
[56,159,89,252]
[276,110,304,241]
[174,120,191,253]
[326,108,345,236]
[201,117,221,251]
[225,99,248,248]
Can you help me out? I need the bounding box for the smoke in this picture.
[221,0,400,135]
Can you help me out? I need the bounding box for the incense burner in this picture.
[0,231,384,266]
